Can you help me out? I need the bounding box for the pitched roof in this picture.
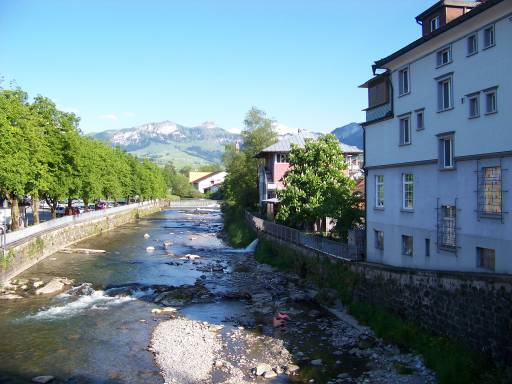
[255,131,363,157]
[189,172,212,183]
[373,0,503,72]
[191,171,226,184]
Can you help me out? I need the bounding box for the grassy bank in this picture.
[222,207,256,248]
[254,239,511,384]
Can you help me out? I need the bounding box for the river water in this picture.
[0,209,228,383]
[0,208,435,384]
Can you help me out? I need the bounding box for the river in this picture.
[0,208,436,384]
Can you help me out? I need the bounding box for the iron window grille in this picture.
[437,198,457,253]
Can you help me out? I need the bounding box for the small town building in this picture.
[190,171,227,194]
[255,131,363,219]
[361,0,512,273]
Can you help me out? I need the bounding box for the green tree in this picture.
[276,134,360,239]
[222,107,277,211]
[0,89,32,230]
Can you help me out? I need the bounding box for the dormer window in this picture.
[430,16,440,32]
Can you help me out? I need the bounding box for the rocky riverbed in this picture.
[0,209,437,383]
[145,217,437,384]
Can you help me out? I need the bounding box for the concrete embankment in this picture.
[0,202,165,284]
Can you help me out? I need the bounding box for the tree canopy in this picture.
[222,107,277,211]
[276,134,362,238]
[0,85,171,229]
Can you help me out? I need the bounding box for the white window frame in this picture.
[483,25,495,49]
[484,88,497,114]
[402,235,413,257]
[467,93,480,118]
[398,67,410,96]
[438,135,454,170]
[415,109,425,131]
[467,33,478,56]
[399,116,411,145]
[430,16,440,32]
[436,46,452,67]
[437,75,453,111]
[402,173,414,210]
[375,175,384,208]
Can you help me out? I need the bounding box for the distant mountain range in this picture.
[331,122,363,149]
[91,121,240,167]
[91,120,363,168]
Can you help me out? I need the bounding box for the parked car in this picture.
[95,202,107,210]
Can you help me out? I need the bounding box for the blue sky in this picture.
[0,0,434,134]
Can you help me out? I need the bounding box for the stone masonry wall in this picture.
[0,203,164,284]
[256,230,512,362]
[351,263,512,362]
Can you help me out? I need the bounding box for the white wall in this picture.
[364,4,512,273]
[195,172,227,193]
[366,157,512,273]
[366,5,512,168]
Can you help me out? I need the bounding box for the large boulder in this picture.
[35,278,72,295]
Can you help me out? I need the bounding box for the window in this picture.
[437,46,452,67]
[438,135,454,169]
[430,16,440,32]
[425,238,431,257]
[468,94,480,118]
[375,175,384,208]
[483,25,495,48]
[398,67,410,96]
[477,247,495,271]
[276,153,288,163]
[374,230,384,250]
[479,166,502,216]
[485,89,497,114]
[416,110,424,130]
[439,205,456,249]
[467,34,478,55]
[437,76,453,111]
[399,116,411,145]
[402,173,414,210]
[402,235,413,256]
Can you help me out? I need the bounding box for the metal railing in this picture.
[169,199,220,208]
[4,200,160,247]
[245,211,364,261]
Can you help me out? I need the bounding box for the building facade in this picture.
[362,0,512,273]
[256,132,363,218]
[191,171,227,194]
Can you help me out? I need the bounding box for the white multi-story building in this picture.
[362,0,512,273]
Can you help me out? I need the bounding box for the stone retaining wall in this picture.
[0,203,164,284]
[256,230,512,362]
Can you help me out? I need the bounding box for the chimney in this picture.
[415,1,484,37]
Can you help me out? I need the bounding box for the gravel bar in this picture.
[151,318,221,384]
